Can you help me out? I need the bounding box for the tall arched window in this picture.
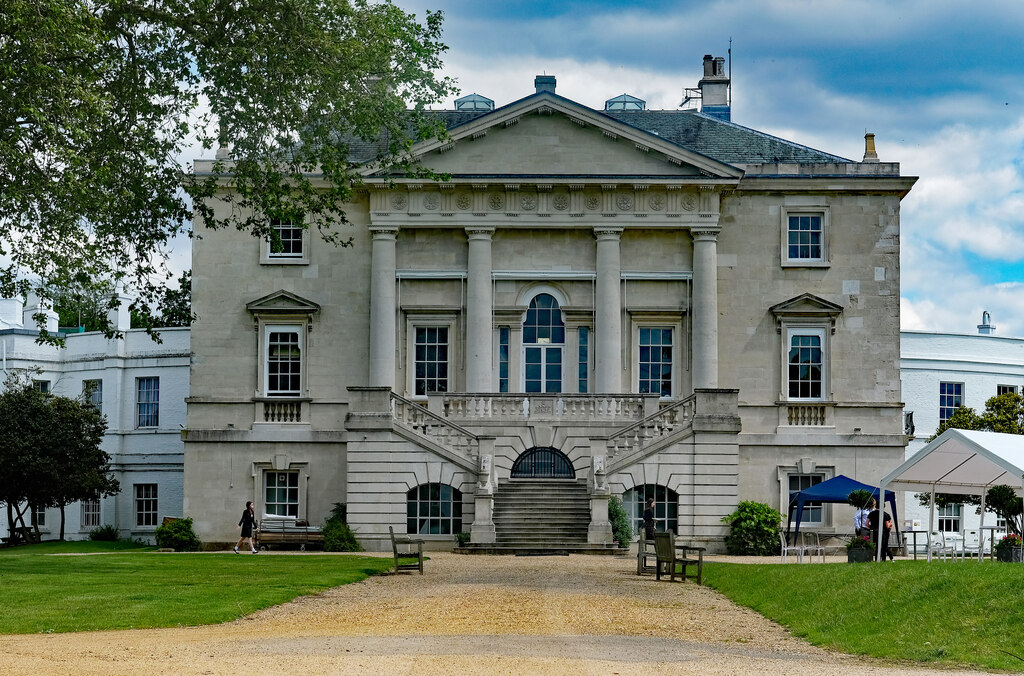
[407,483,463,535]
[623,484,679,535]
[523,293,565,393]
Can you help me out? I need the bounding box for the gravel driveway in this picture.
[0,552,986,675]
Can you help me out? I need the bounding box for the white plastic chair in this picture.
[779,531,805,563]
[928,531,954,561]
[800,531,825,563]
[961,530,983,561]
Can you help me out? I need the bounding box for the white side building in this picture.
[900,313,1024,538]
[0,296,189,542]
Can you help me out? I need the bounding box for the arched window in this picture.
[510,447,575,479]
[623,484,679,535]
[523,293,565,393]
[407,483,463,535]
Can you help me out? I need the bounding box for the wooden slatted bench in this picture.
[389,526,424,574]
[256,516,323,551]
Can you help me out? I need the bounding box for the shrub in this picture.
[608,496,632,548]
[455,531,471,547]
[322,502,361,552]
[995,533,1023,553]
[721,501,782,555]
[847,535,875,551]
[847,489,874,510]
[154,517,201,552]
[89,524,119,541]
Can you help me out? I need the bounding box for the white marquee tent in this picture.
[879,429,1024,561]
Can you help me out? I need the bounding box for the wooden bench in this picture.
[389,526,424,575]
[654,531,704,585]
[256,516,323,551]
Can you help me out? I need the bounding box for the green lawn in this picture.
[704,560,1024,672]
[0,541,394,634]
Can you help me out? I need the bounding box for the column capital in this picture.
[690,227,721,242]
[369,226,399,239]
[593,226,624,241]
[465,226,496,240]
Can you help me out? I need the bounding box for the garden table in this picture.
[979,526,1002,562]
[904,529,927,560]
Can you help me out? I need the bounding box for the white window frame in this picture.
[937,503,962,533]
[134,483,158,528]
[260,218,310,265]
[520,293,567,394]
[777,461,834,529]
[263,470,301,517]
[939,381,964,424]
[783,326,828,402]
[997,384,1018,396]
[404,313,457,401]
[81,498,101,528]
[630,314,683,399]
[781,206,830,267]
[787,473,827,525]
[83,379,103,412]
[252,461,310,520]
[262,324,304,398]
[136,376,160,428]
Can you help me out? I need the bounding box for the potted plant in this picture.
[846,534,875,562]
[994,533,1024,562]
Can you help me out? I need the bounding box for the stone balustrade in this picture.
[255,398,308,423]
[440,393,654,421]
[785,403,830,426]
[391,392,479,458]
[606,394,696,458]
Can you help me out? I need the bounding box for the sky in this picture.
[374,0,1024,338]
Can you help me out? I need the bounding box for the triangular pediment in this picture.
[770,293,844,333]
[367,93,742,181]
[246,289,321,316]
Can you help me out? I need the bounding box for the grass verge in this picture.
[703,560,1024,672]
[0,541,394,634]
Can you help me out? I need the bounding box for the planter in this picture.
[847,548,873,563]
[996,547,1024,562]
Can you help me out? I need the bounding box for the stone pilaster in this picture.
[465,227,495,392]
[368,227,398,388]
[691,228,720,389]
[594,227,623,393]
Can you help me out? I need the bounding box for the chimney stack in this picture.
[698,54,730,121]
[978,310,996,335]
[534,75,556,94]
[862,132,879,163]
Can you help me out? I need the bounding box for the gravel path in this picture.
[0,552,987,675]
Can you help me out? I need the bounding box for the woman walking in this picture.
[235,501,258,554]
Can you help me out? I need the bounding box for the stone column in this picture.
[368,226,398,388]
[594,227,623,393]
[465,227,495,392]
[691,228,720,388]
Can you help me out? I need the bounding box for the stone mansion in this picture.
[184,56,917,551]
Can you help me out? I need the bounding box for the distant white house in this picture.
[900,312,1024,540]
[0,295,189,543]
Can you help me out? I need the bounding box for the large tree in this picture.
[0,378,119,541]
[1,0,454,337]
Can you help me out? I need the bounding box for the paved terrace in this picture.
[2,551,984,675]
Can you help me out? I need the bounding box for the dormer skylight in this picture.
[455,93,495,112]
[604,94,646,111]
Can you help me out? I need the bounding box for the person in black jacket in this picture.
[642,497,656,541]
[868,505,894,561]
[235,501,258,554]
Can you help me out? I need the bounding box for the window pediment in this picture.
[770,293,843,334]
[246,290,321,318]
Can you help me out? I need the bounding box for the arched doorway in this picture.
[511,447,575,478]
[523,293,565,393]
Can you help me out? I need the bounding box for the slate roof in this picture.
[349,93,852,167]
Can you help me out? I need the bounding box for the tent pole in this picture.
[876,482,886,562]
[978,489,987,564]
[927,486,936,563]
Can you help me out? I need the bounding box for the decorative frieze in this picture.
[367,184,722,222]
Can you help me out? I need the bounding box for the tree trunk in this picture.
[59,504,66,541]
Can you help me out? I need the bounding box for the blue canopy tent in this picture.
[786,474,900,546]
